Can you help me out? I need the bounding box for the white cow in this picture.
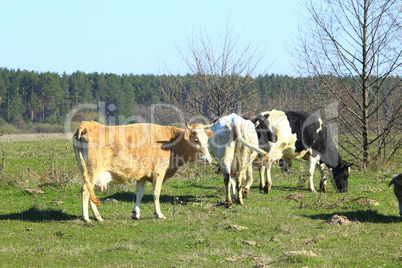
[207,113,268,208]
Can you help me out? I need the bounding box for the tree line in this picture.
[0,68,311,126]
[0,68,162,125]
[0,67,399,131]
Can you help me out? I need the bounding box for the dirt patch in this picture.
[280,250,317,259]
[24,189,45,195]
[225,224,248,230]
[283,192,305,202]
[324,214,360,225]
[241,240,261,247]
[0,133,67,142]
[356,197,380,206]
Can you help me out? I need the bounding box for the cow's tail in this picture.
[230,124,269,156]
[79,152,101,207]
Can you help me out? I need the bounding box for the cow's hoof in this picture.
[80,216,91,222]
[263,185,270,193]
[154,213,167,219]
[243,189,249,198]
[320,185,327,193]
[131,215,140,220]
[225,202,232,209]
[319,179,327,192]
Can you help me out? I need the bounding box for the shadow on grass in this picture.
[0,207,79,222]
[304,209,402,223]
[104,191,217,204]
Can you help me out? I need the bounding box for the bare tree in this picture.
[296,0,402,169]
[162,23,266,121]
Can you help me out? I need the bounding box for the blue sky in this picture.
[0,0,303,76]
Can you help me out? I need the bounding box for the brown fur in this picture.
[73,121,212,221]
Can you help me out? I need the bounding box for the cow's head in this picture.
[331,161,352,192]
[389,173,402,216]
[184,123,213,164]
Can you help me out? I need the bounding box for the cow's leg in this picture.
[132,179,146,220]
[82,180,104,222]
[152,175,167,219]
[90,200,103,221]
[223,172,232,208]
[258,166,265,191]
[243,164,254,198]
[230,176,238,202]
[307,156,317,193]
[81,184,91,222]
[235,170,246,205]
[318,163,328,192]
[219,154,234,209]
[264,162,273,194]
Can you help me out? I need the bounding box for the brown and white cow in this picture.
[208,113,269,208]
[389,173,402,216]
[73,121,213,222]
[253,110,351,193]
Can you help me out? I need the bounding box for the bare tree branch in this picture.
[297,0,402,168]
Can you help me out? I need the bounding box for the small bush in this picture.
[0,122,21,134]
[34,123,64,133]
[11,116,26,129]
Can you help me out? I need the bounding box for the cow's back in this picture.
[209,114,251,154]
[209,113,259,165]
[75,122,181,182]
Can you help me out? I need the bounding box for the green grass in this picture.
[0,139,401,267]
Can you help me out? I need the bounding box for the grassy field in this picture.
[0,137,401,267]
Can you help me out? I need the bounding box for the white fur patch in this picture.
[95,172,112,192]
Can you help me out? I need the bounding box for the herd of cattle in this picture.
[72,110,401,222]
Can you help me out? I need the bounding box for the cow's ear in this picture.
[77,128,87,139]
[396,174,402,186]
[344,161,353,168]
[184,128,191,139]
[205,129,213,138]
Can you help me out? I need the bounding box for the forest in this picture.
[0,68,310,130]
[0,67,400,132]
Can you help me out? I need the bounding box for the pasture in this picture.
[0,136,400,267]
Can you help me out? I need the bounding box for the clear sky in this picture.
[0,0,303,76]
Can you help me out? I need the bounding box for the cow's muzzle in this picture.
[199,157,212,165]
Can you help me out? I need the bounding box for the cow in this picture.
[389,173,402,216]
[253,110,352,193]
[207,113,269,208]
[73,121,213,222]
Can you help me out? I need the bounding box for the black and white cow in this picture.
[253,110,351,193]
[389,173,402,216]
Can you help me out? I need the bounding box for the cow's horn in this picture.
[201,123,215,128]
[185,122,192,130]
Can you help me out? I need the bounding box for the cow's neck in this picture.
[168,130,193,167]
[324,153,343,169]
[174,136,192,164]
